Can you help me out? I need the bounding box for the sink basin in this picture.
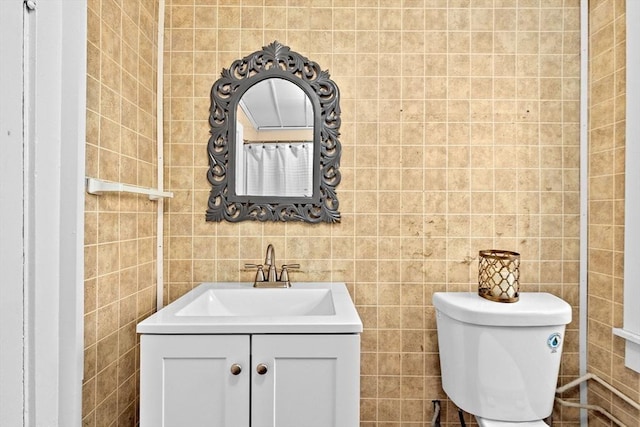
[176,288,335,317]
[137,282,362,334]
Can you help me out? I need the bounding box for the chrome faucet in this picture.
[245,244,299,288]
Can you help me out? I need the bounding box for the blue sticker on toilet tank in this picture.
[547,333,561,352]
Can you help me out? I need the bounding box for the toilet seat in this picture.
[475,416,548,427]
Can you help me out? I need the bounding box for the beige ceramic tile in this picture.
[80,1,625,425]
[586,3,639,421]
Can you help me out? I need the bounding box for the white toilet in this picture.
[433,292,572,427]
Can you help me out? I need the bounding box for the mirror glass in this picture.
[206,41,342,223]
[235,78,314,197]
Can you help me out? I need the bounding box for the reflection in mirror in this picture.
[206,41,342,223]
[235,78,314,197]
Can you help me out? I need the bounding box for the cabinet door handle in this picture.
[230,364,242,375]
[256,363,268,375]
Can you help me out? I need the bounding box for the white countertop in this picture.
[137,282,363,334]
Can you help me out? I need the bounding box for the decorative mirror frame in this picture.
[206,41,341,223]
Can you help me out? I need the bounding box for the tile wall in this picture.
[588,0,640,425]
[163,0,582,425]
[83,0,160,425]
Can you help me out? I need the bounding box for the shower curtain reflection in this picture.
[240,142,312,197]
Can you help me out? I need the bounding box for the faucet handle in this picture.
[245,263,266,284]
[279,264,300,287]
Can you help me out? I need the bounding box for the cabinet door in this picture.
[140,334,250,427]
[251,334,360,427]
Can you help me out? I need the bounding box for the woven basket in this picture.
[478,249,520,303]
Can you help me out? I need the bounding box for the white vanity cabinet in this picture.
[140,333,360,427]
[140,334,250,427]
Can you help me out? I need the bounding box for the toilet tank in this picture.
[433,292,572,422]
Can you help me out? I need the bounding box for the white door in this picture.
[251,334,360,427]
[0,2,25,425]
[1,2,86,425]
[140,334,250,427]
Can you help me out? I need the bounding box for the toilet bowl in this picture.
[433,292,571,425]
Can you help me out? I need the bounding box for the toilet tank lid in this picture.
[433,292,572,326]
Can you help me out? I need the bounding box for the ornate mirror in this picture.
[206,41,341,223]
